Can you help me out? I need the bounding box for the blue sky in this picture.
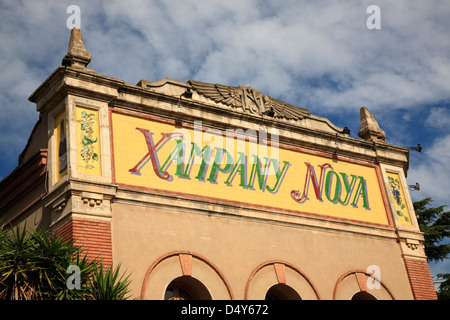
[0,0,449,287]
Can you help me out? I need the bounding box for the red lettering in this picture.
[291,162,332,203]
[128,128,175,180]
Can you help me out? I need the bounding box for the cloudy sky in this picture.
[0,1,449,282]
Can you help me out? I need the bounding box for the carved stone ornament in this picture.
[188,79,309,120]
[61,28,92,69]
[81,191,103,207]
[397,236,426,259]
[358,107,386,142]
[407,242,420,251]
[53,198,68,213]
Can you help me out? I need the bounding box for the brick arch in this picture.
[141,250,234,300]
[333,269,395,300]
[245,260,321,300]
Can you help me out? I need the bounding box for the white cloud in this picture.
[70,0,450,113]
[0,0,449,176]
[2,1,450,102]
[408,134,450,206]
[408,106,450,206]
[426,107,450,129]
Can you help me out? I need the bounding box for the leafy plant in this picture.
[0,225,38,300]
[413,198,450,263]
[87,263,132,300]
[436,273,450,300]
[0,225,133,300]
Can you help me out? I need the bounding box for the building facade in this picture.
[0,28,437,300]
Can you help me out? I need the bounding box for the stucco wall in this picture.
[111,200,414,300]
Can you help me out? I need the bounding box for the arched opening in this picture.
[265,283,302,300]
[333,270,395,300]
[164,276,212,300]
[351,291,377,300]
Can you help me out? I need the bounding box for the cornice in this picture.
[28,66,409,172]
[112,84,409,170]
[113,185,398,241]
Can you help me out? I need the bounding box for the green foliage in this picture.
[0,225,38,299]
[413,198,450,263]
[413,198,449,300]
[0,224,132,300]
[87,263,132,300]
[436,273,450,300]
[31,228,99,300]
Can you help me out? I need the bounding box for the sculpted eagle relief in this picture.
[188,80,309,120]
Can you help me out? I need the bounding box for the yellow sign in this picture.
[112,112,390,225]
[55,109,67,181]
[76,107,101,175]
[386,172,412,225]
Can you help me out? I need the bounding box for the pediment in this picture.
[188,79,310,121]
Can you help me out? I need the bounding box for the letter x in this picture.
[128,128,175,180]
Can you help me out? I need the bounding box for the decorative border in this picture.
[76,107,101,173]
[68,98,112,184]
[379,164,418,229]
[386,172,412,225]
[109,108,394,229]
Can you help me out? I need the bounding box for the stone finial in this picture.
[61,28,92,69]
[357,107,386,142]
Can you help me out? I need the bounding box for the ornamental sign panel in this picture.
[76,106,101,176]
[386,172,413,226]
[112,111,390,225]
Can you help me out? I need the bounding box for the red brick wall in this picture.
[55,217,113,268]
[404,258,437,300]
